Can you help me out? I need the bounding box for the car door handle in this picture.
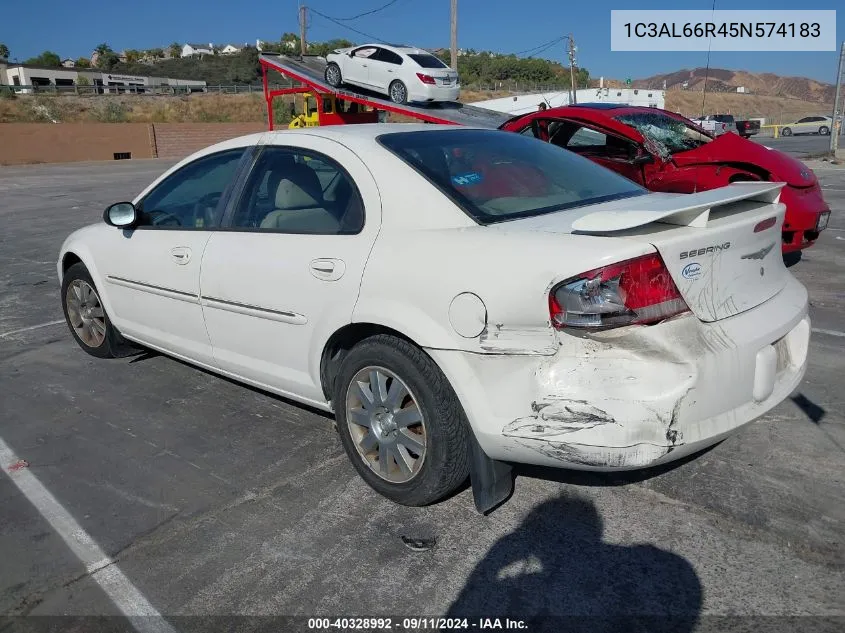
[310,258,345,282]
[170,246,192,265]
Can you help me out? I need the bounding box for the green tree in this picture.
[309,38,354,57]
[0,43,9,59]
[76,75,91,86]
[95,43,113,56]
[75,57,91,68]
[149,47,164,59]
[24,51,61,67]
[168,42,182,58]
[97,51,120,70]
[124,49,142,63]
[281,32,300,51]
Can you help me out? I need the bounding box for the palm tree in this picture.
[95,43,113,56]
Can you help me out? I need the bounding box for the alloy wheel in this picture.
[345,366,427,483]
[390,82,407,104]
[65,279,107,348]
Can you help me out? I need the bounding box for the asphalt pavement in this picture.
[0,159,843,633]
[752,133,839,158]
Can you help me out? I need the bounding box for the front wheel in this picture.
[61,262,129,358]
[325,62,342,88]
[819,126,830,136]
[333,334,470,506]
[388,80,408,104]
[781,127,792,137]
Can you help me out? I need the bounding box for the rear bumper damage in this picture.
[428,275,810,471]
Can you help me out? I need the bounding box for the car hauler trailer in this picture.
[259,53,510,130]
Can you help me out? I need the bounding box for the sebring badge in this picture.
[741,242,775,260]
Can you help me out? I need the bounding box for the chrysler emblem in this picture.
[741,242,775,260]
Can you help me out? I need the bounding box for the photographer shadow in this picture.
[446,494,702,633]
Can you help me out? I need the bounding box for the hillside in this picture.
[633,67,835,103]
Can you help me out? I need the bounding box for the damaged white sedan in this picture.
[57,124,810,512]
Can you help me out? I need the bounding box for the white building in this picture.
[472,86,665,116]
[61,58,76,68]
[219,43,244,55]
[1,63,206,94]
[182,43,214,57]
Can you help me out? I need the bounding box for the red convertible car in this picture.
[499,104,831,254]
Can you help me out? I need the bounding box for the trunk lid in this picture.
[500,182,789,323]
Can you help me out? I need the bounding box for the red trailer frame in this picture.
[258,53,510,130]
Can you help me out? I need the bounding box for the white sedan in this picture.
[58,124,810,511]
[325,44,459,104]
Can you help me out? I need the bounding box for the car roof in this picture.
[355,43,440,56]
[264,123,486,143]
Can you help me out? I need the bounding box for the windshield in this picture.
[408,53,449,69]
[377,129,647,224]
[615,112,713,158]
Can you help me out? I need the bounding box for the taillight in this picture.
[549,253,689,330]
[416,73,436,85]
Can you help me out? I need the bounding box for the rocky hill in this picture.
[631,67,835,103]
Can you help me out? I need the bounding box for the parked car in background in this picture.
[500,104,831,253]
[780,116,833,136]
[325,44,459,104]
[735,118,761,139]
[57,125,810,510]
[690,114,737,136]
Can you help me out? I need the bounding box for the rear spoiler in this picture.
[572,182,786,234]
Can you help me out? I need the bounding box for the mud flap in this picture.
[468,435,514,514]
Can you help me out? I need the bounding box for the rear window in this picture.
[377,129,647,224]
[407,54,449,69]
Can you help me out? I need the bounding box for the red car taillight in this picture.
[416,73,436,85]
[549,253,690,330]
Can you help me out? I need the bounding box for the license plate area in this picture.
[816,211,830,231]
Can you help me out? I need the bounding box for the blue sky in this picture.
[2,0,841,82]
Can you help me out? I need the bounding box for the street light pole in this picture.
[450,0,458,70]
[567,34,577,105]
[831,41,844,155]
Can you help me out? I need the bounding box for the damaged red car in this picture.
[499,104,831,253]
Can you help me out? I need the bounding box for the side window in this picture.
[353,47,377,59]
[230,147,364,235]
[375,49,403,65]
[566,127,609,147]
[136,149,245,229]
[796,117,812,123]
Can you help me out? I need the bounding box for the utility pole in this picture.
[450,0,458,70]
[299,4,307,57]
[831,40,844,155]
[567,34,577,105]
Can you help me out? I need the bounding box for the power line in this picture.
[525,39,563,59]
[324,0,404,21]
[513,37,564,57]
[308,8,389,43]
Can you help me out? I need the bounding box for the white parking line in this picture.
[812,328,845,338]
[0,319,64,339]
[0,437,177,633]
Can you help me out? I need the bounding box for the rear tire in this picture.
[819,126,830,136]
[333,334,470,506]
[781,127,792,136]
[61,262,130,359]
[388,80,408,104]
[325,63,343,88]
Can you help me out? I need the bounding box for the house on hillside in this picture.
[220,43,244,55]
[61,58,76,68]
[182,43,215,57]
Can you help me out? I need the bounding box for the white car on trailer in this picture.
[324,44,460,104]
[57,124,810,511]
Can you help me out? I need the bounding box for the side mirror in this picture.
[348,51,355,58]
[103,202,137,227]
